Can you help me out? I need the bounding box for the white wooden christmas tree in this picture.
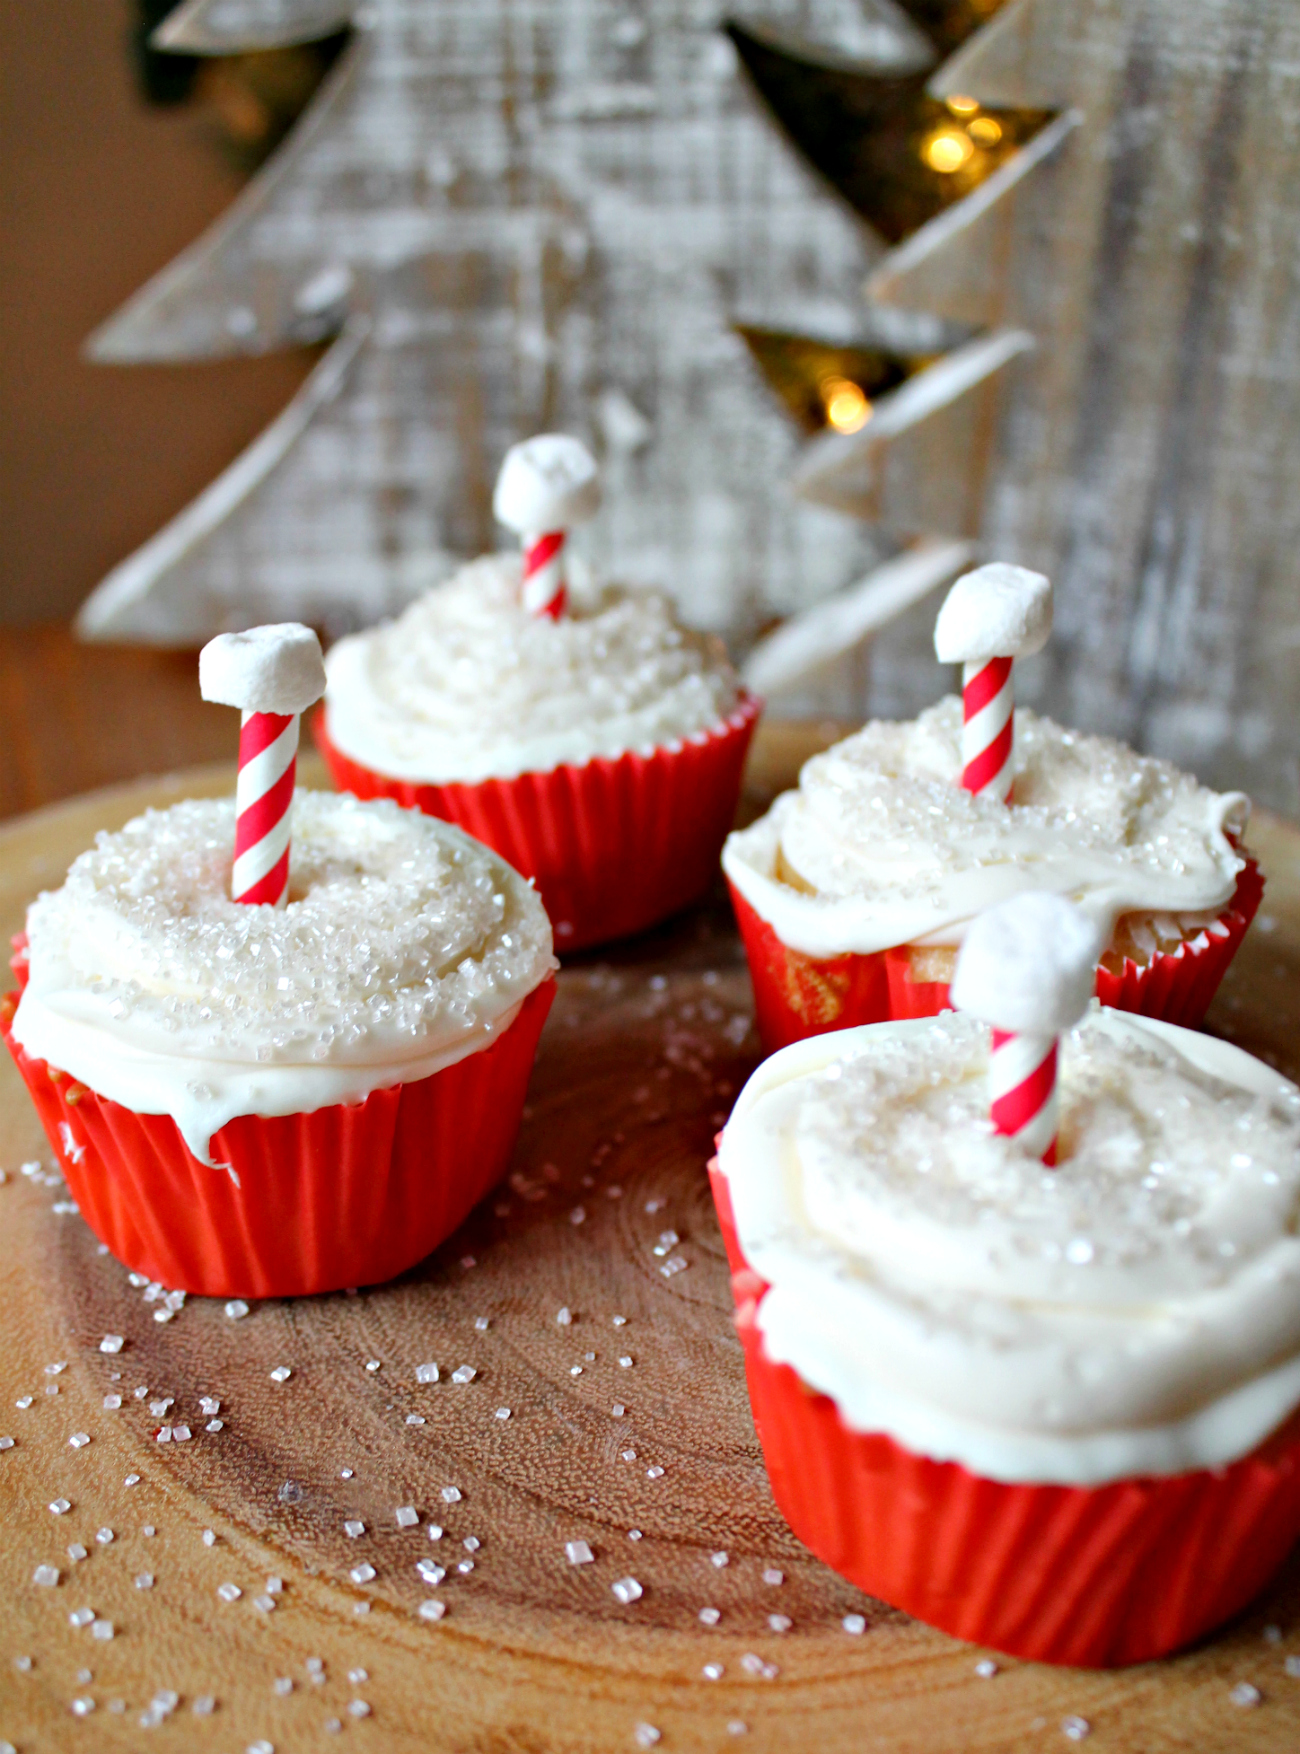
[79,0,943,645]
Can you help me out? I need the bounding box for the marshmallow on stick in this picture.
[493,434,600,620]
[950,892,1100,1166]
[933,562,1052,802]
[199,624,326,907]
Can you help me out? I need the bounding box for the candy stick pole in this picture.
[493,434,600,620]
[988,1025,1060,1164]
[950,891,1100,1167]
[933,563,1053,803]
[199,624,327,908]
[522,529,569,620]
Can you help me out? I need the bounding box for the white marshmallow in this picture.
[199,624,326,716]
[933,563,1052,665]
[950,892,1100,1036]
[493,435,600,534]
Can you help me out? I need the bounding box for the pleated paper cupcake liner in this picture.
[709,1156,1300,1667]
[2,977,553,1299]
[733,859,1263,1052]
[727,884,890,1053]
[317,695,761,952]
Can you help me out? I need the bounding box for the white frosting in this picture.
[493,434,600,533]
[719,1009,1300,1485]
[324,555,743,784]
[950,892,1100,1034]
[723,697,1249,956]
[933,562,1052,664]
[199,624,326,715]
[13,792,555,1168]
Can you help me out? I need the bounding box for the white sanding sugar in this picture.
[324,556,741,784]
[20,792,553,1069]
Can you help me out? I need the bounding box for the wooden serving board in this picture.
[1,731,1297,1754]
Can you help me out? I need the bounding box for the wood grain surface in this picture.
[1,732,1298,1753]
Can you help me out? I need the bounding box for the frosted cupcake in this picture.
[317,435,760,950]
[711,896,1300,1666]
[3,629,555,1298]
[724,564,1260,1048]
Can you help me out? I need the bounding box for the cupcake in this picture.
[316,435,760,951]
[724,563,1260,1050]
[3,628,555,1298]
[711,895,1300,1666]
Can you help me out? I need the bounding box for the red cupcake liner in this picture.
[708,1156,1300,1666]
[316,695,761,953]
[2,972,553,1299]
[728,885,890,1052]
[732,859,1263,1052]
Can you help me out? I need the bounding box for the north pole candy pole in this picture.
[949,892,1100,1166]
[493,434,601,620]
[933,563,1053,803]
[199,624,327,907]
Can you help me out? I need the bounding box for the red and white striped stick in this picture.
[199,624,327,908]
[493,434,600,620]
[989,1025,1061,1164]
[522,529,568,620]
[933,563,1053,804]
[950,892,1100,1167]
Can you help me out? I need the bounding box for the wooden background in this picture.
[0,666,1297,1750]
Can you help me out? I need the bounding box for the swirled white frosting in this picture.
[13,792,555,1167]
[323,555,742,784]
[719,1009,1300,1484]
[723,698,1250,956]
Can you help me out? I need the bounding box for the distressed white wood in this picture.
[81,0,915,645]
[904,0,1300,812]
[742,536,974,699]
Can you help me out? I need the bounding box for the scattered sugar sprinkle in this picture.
[419,1599,447,1622]
[646,1465,664,1480]
[67,1544,87,1561]
[68,1432,90,1449]
[556,1307,573,1326]
[768,1614,791,1633]
[710,1551,729,1568]
[474,1316,490,1331]
[224,1300,249,1320]
[49,1497,71,1515]
[441,1486,462,1503]
[269,1365,291,1383]
[396,1506,419,1528]
[495,1406,511,1420]
[217,1582,241,1602]
[416,1362,439,1383]
[762,1568,783,1586]
[273,1678,293,1696]
[193,1696,215,1716]
[350,1563,376,1585]
[32,1565,59,1587]
[1061,1717,1091,1741]
[95,1528,114,1545]
[842,1614,866,1635]
[135,1573,154,1590]
[99,1335,123,1355]
[1230,1682,1262,1707]
[634,1726,660,1748]
[699,1608,720,1626]
[406,1413,426,1426]
[344,1520,366,1538]
[703,1663,723,1680]
[974,1658,998,1678]
[451,1365,477,1384]
[612,1577,644,1605]
[566,1540,594,1566]
[1283,1654,1300,1678]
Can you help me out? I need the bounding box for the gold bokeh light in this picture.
[923,128,975,173]
[945,94,980,116]
[968,115,1003,145]
[822,378,872,434]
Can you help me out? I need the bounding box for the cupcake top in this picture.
[723,697,1249,956]
[13,791,554,1165]
[719,1008,1300,1485]
[323,555,743,784]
